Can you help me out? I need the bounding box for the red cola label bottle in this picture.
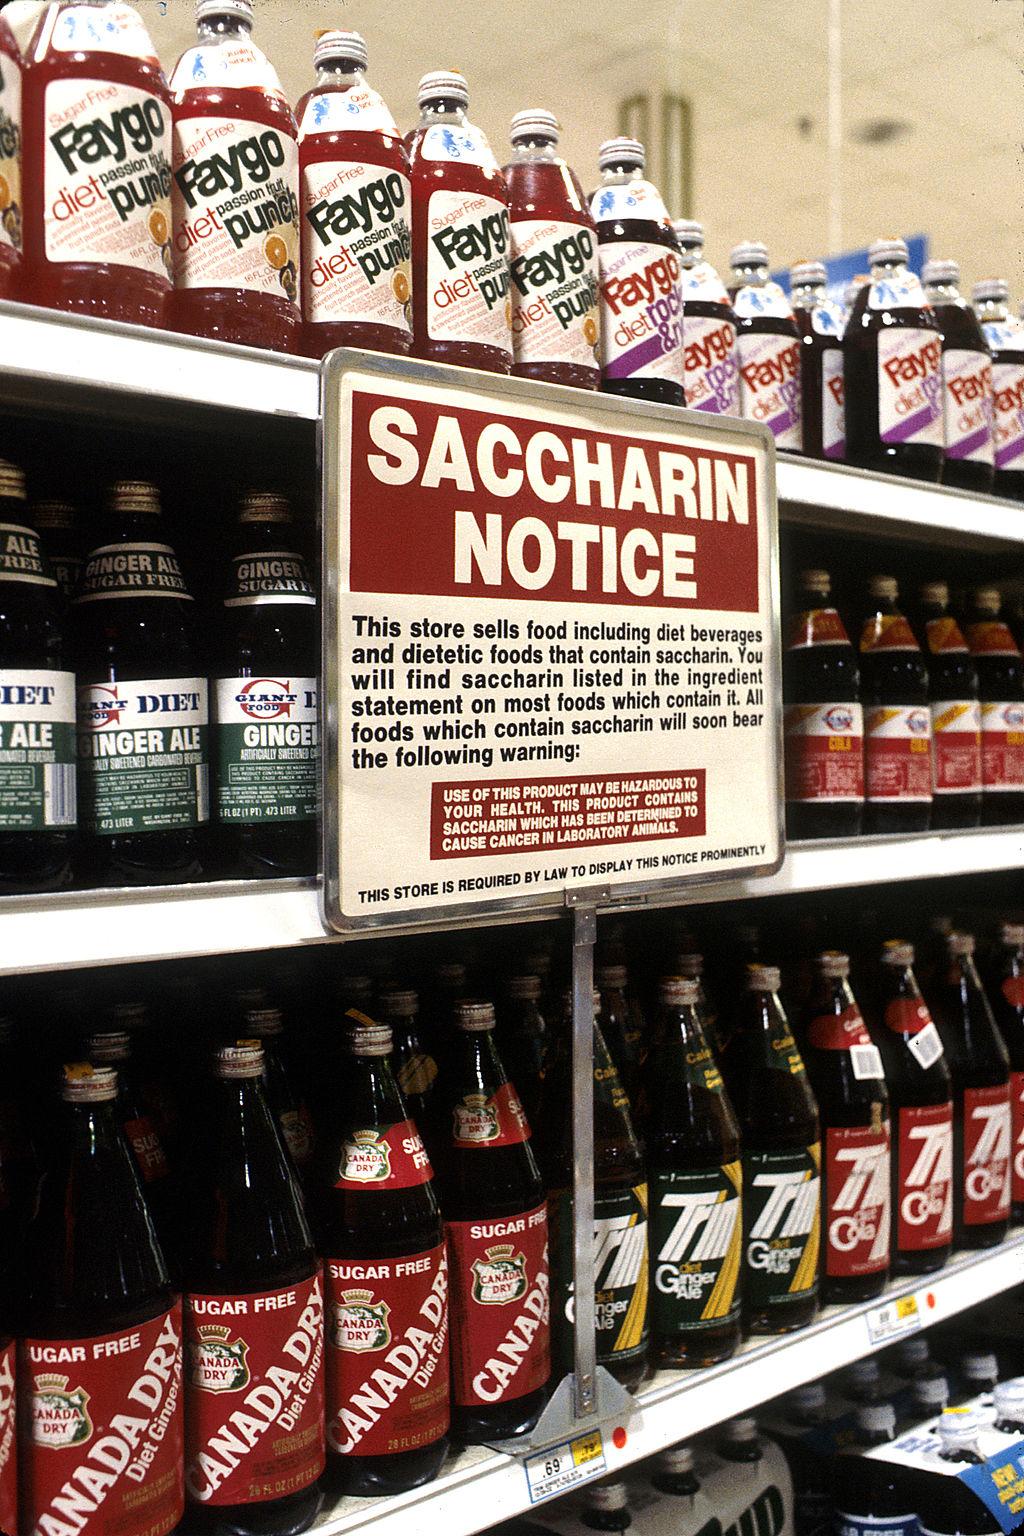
[859,574,932,832]
[987,921,1024,1221]
[311,1011,449,1497]
[19,1063,183,1536]
[800,952,890,1303]
[922,259,994,494]
[928,931,1011,1249]
[442,999,550,1442]
[783,567,864,839]
[912,582,982,829]
[178,1044,324,1532]
[791,261,847,461]
[965,586,1024,825]
[873,941,953,1273]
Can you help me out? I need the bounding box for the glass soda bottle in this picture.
[295,29,412,361]
[214,491,317,879]
[497,973,548,1133]
[312,1014,448,1495]
[929,930,1011,1249]
[85,1023,176,1251]
[377,986,442,1163]
[914,1409,1003,1536]
[541,996,648,1392]
[441,999,549,1441]
[922,259,995,493]
[595,962,644,1103]
[504,109,599,389]
[833,1403,918,1536]
[178,1043,323,1535]
[167,0,300,352]
[674,219,740,415]
[913,580,983,829]
[728,241,802,452]
[590,137,683,405]
[0,458,76,892]
[19,1064,183,1536]
[859,574,933,833]
[19,0,172,324]
[32,493,84,604]
[232,987,315,1174]
[775,1383,833,1536]
[0,11,22,301]
[790,260,846,461]
[722,965,821,1335]
[965,587,1024,824]
[407,70,511,374]
[800,951,890,1303]
[675,950,728,1057]
[74,479,209,885]
[646,976,742,1367]
[873,941,953,1274]
[845,237,943,481]
[989,921,1024,1223]
[783,567,864,839]
[972,278,1024,503]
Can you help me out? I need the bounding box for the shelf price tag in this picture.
[866,1290,921,1346]
[524,1430,606,1504]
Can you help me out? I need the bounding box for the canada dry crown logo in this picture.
[341,1129,392,1183]
[332,1288,391,1352]
[471,1244,528,1306]
[31,1375,93,1448]
[189,1324,251,1393]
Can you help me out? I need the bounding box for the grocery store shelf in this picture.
[0,300,320,423]
[777,452,1024,548]
[296,1235,1024,1536]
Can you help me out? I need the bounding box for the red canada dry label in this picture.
[21,1304,184,1536]
[925,617,970,655]
[864,706,932,802]
[325,1245,449,1458]
[967,621,1021,657]
[333,1120,433,1189]
[824,1122,891,1278]
[895,1101,953,1252]
[961,1083,1012,1227]
[1011,1071,1024,1207]
[860,614,920,653]
[452,1081,531,1147]
[785,608,851,650]
[184,1271,324,1507]
[447,1203,550,1408]
[930,701,983,795]
[784,703,864,804]
[0,1338,15,1536]
[124,1116,170,1184]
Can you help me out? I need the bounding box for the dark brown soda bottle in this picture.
[922,259,995,493]
[965,588,1024,825]
[973,278,1024,504]
[179,1044,324,1535]
[85,1023,177,1258]
[674,951,728,1057]
[912,582,982,828]
[0,458,76,893]
[441,999,550,1442]
[312,1015,449,1495]
[872,941,953,1274]
[378,986,442,1166]
[646,977,742,1367]
[988,922,1024,1222]
[0,1018,27,1536]
[928,931,1011,1249]
[32,494,85,605]
[214,492,318,879]
[729,241,802,452]
[595,962,644,1103]
[790,261,846,461]
[833,1404,919,1536]
[74,480,208,885]
[496,973,549,1133]
[800,952,890,1303]
[19,1064,183,1536]
[859,575,932,833]
[232,987,315,1173]
[845,237,944,481]
[541,995,648,1392]
[722,965,821,1335]
[783,568,864,839]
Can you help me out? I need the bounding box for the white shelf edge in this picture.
[297,1235,1024,1536]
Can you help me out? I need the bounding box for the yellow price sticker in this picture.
[895,1295,919,1321]
[572,1433,603,1467]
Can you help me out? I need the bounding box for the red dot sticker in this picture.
[612,1426,627,1449]
[926,1292,936,1309]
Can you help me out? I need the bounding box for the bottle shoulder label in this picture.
[0,48,21,256]
[76,542,191,602]
[590,178,669,224]
[732,280,793,320]
[0,522,55,586]
[48,4,158,60]
[301,159,411,333]
[926,616,970,654]
[860,613,919,652]
[224,550,315,606]
[298,81,399,138]
[807,1007,883,1083]
[681,259,729,304]
[967,620,1021,657]
[810,299,845,337]
[868,270,929,310]
[446,1200,549,1408]
[419,121,497,170]
[333,1119,433,1188]
[786,607,851,649]
[650,1161,742,1334]
[171,39,285,97]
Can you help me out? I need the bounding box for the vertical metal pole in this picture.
[571,902,597,1418]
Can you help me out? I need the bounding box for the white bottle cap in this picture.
[196,0,253,22]
[869,237,909,266]
[913,1373,950,1411]
[856,1402,895,1436]
[721,1416,758,1443]
[510,109,559,145]
[815,950,850,979]
[961,1349,997,1381]
[882,940,915,967]
[995,1378,1024,1417]
[746,965,780,993]
[659,976,700,1006]
[923,258,960,287]
[731,241,769,269]
[673,219,705,245]
[596,964,628,989]
[920,581,949,605]
[895,1336,931,1369]
[791,1382,828,1413]
[973,277,1009,304]
[946,931,976,958]
[798,568,831,594]
[418,70,469,109]
[598,137,644,171]
[1000,922,1024,948]
[587,1483,629,1512]
[939,1406,986,1446]
[973,586,1002,614]
[848,1358,881,1391]
[869,574,898,601]
[657,1444,695,1475]
[314,30,368,70]
[791,260,827,286]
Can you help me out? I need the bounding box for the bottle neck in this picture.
[678,241,703,269]
[452,1030,504,1094]
[601,162,643,185]
[419,98,468,125]
[509,136,558,164]
[871,258,907,281]
[810,974,851,1014]
[791,281,826,311]
[925,281,960,304]
[315,61,366,88]
[344,1051,406,1126]
[733,263,768,287]
[975,298,1008,323]
[197,15,252,42]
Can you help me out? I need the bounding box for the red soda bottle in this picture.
[929,931,1011,1249]
[965,586,1024,825]
[859,575,933,833]
[912,581,982,829]
[179,1043,324,1534]
[296,29,412,362]
[729,241,803,452]
[312,1013,449,1495]
[505,109,599,389]
[591,137,683,405]
[19,1063,184,1535]
[790,261,846,461]
[783,567,864,839]
[19,0,172,325]
[674,219,740,416]
[800,952,890,1304]
[873,941,953,1275]
[972,278,1024,503]
[167,0,300,352]
[845,237,943,481]
[922,259,995,493]
[442,999,550,1441]
[987,921,1024,1223]
[0,12,22,300]
[407,70,512,374]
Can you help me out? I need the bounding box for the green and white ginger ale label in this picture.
[0,670,76,830]
[650,1161,742,1334]
[77,676,209,835]
[743,1143,821,1311]
[214,675,318,824]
